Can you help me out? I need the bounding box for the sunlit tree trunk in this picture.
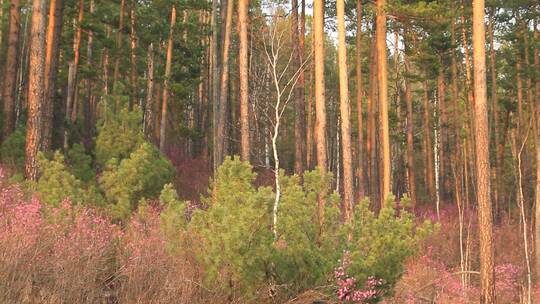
[113,0,125,111]
[376,0,390,204]
[238,0,250,162]
[313,0,327,230]
[533,25,540,283]
[129,0,137,110]
[159,6,176,152]
[356,0,366,199]
[25,0,47,180]
[215,0,234,167]
[336,0,353,221]
[2,0,21,139]
[488,11,501,217]
[42,0,64,151]
[292,0,305,175]
[472,0,495,302]
[423,79,435,204]
[210,0,220,171]
[403,34,416,208]
[144,43,155,140]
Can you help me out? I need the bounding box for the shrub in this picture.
[35,152,85,206]
[341,196,434,302]
[67,143,95,182]
[95,107,145,167]
[99,142,175,219]
[0,124,25,170]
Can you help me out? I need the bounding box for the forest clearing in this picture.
[0,0,539,303]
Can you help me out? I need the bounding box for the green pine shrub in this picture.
[95,107,145,167]
[0,124,26,170]
[35,152,85,206]
[99,142,175,219]
[67,143,95,182]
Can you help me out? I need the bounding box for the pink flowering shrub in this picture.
[335,254,386,303]
[0,168,120,303]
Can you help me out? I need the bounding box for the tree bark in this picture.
[376,0,390,204]
[356,0,366,199]
[144,43,155,140]
[313,0,327,231]
[403,34,416,208]
[423,78,435,203]
[211,0,220,171]
[113,0,125,111]
[159,6,176,152]
[42,0,64,151]
[292,0,305,175]
[215,0,234,167]
[129,0,137,110]
[337,0,353,222]
[533,25,540,283]
[24,0,47,180]
[472,0,495,302]
[238,0,250,162]
[2,0,21,139]
[367,34,379,208]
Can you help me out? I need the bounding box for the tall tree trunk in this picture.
[129,0,137,110]
[2,0,21,139]
[144,43,155,140]
[451,19,463,218]
[215,0,234,167]
[423,79,435,203]
[488,11,501,217]
[313,0,327,231]
[337,0,353,222]
[437,62,447,200]
[403,34,416,208]
[64,0,83,151]
[42,0,64,151]
[472,0,495,302]
[83,0,95,150]
[113,0,125,111]
[292,0,305,175]
[533,25,540,283]
[159,6,176,152]
[211,0,220,171]
[367,34,379,208]
[356,0,366,198]
[376,0,390,204]
[24,0,46,180]
[238,0,250,162]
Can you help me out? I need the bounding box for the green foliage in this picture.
[95,108,145,167]
[36,152,84,206]
[159,183,187,250]
[344,195,434,297]
[190,157,274,291]
[0,124,26,170]
[99,142,175,219]
[191,158,345,296]
[67,144,95,182]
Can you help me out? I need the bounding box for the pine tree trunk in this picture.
[2,0,21,139]
[238,0,250,162]
[367,34,379,208]
[24,0,47,180]
[113,0,125,111]
[356,0,366,199]
[423,79,435,203]
[489,11,501,217]
[144,43,155,140]
[159,6,176,152]
[292,0,305,175]
[472,0,495,301]
[337,0,353,221]
[533,25,540,283]
[42,0,64,151]
[376,0,390,204]
[129,0,137,110]
[313,0,327,231]
[210,0,220,171]
[215,0,234,167]
[403,34,416,208]
[83,0,95,150]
